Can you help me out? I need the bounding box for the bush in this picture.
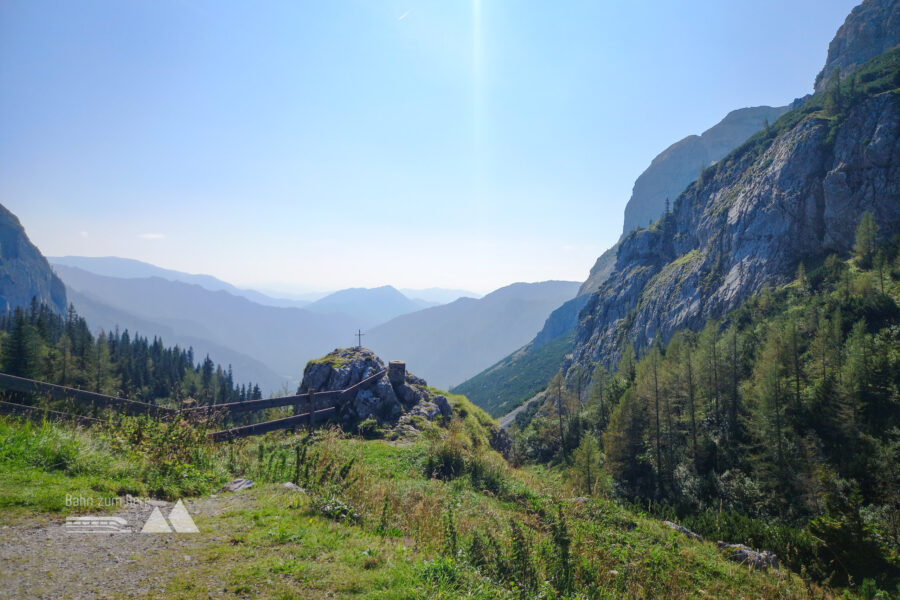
[309,487,360,524]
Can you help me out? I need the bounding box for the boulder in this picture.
[224,478,254,492]
[433,395,452,418]
[717,541,779,570]
[663,520,702,541]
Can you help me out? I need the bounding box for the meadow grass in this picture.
[0,412,828,598]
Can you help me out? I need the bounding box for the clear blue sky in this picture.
[0,0,858,294]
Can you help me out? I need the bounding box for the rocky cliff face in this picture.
[299,347,452,433]
[572,51,900,373]
[815,0,900,93]
[621,106,790,237]
[0,203,67,314]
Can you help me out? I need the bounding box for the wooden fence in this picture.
[0,369,387,441]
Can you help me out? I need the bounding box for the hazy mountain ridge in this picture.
[53,265,362,391]
[399,287,481,304]
[64,287,287,391]
[304,285,433,327]
[366,281,580,390]
[49,256,312,309]
[0,204,67,315]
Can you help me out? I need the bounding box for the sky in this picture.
[0,0,859,295]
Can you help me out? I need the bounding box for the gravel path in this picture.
[0,495,242,599]
[498,391,544,430]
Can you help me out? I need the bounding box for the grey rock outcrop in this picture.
[572,65,900,374]
[663,520,702,541]
[621,106,790,238]
[815,0,900,93]
[579,243,619,296]
[0,203,67,314]
[299,348,451,430]
[717,542,779,570]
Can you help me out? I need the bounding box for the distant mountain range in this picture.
[53,265,358,391]
[49,256,313,309]
[400,288,481,304]
[304,286,436,327]
[366,281,580,390]
[48,257,551,395]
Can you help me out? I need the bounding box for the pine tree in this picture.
[571,434,603,495]
[854,210,878,269]
[2,308,38,378]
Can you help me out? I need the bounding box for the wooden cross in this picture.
[355,329,365,348]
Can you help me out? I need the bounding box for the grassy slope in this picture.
[0,394,819,599]
[453,334,573,418]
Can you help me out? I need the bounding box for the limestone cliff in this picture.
[815,0,900,93]
[621,105,790,238]
[0,203,67,314]
[572,48,900,374]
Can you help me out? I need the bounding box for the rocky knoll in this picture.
[572,48,900,373]
[299,347,451,433]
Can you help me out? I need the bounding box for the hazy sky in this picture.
[1,1,858,294]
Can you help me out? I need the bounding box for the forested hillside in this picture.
[513,222,900,589]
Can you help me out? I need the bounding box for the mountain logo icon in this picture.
[141,499,199,533]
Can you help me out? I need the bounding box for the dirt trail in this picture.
[0,494,242,599]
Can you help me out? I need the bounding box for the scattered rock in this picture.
[433,396,452,418]
[280,482,303,492]
[146,500,170,507]
[717,541,779,570]
[223,478,254,492]
[663,520,702,541]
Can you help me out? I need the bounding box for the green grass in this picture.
[0,418,145,517]
[0,412,826,598]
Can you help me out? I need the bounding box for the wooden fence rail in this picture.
[0,369,387,441]
[207,407,337,442]
[0,399,100,426]
[184,369,386,416]
[204,370,385,440]
[0,373,176,418]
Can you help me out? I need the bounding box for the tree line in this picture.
[0,299,262,408]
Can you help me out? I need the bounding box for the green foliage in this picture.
[104,414,228,498]
[855,211,880,269]
[516,246,900,590]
